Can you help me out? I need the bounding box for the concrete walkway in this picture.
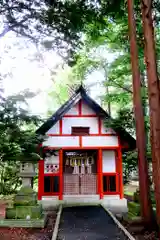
[57,206,129,240]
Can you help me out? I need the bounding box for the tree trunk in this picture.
[141,0,160,227]
[127,0,152,224]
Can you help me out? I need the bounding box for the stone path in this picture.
[57,206,129,240]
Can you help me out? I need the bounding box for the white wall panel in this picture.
[43,136,79,147]
[45,152,59,164]
[82,102,96,115]
[46,122,59,134]
[101,119,116,134]
[65,103,79,115]
[62,117,99,134]
[102,150,116,172]
[82,136,118,147]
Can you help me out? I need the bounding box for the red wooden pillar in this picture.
[115,150,120,195]
[38,160,44,200]
[117,147,124,199]
[79,99,82,115]
[98,149,103,199]
[59,149,63,200]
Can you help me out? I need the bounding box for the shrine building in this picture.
[36,86,136,213]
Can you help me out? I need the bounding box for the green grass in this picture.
[124,191,134,196]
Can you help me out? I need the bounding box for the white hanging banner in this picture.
[81,163,85,174]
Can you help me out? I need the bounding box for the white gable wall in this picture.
[46,117,117,136]
[62,117,99,134]
[102,150,116,172]
[82,136,118,147]
[43,136,79,147]
[82,101,96,115]
[45,99,119,148]
[46,122,59,134]
[65,102,79,115]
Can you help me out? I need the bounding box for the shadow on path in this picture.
[57,206,129,240]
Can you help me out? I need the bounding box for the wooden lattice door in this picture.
[63,151,97,195]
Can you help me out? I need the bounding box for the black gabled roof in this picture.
[36,86,136,150]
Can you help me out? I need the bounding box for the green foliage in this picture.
[128,201,141,216]
[106,108,135,134]
[105,107,152,183]
[133,189,156,205]
[0,92,43,164]
[0,162,21,195]
[133,189,140,203]
[0,92,45,195]
[0,0,117,62]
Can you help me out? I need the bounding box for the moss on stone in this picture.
[14,186,37,206]
[6,206,42,219]
[6,208,16,219]
[7,186,42,220]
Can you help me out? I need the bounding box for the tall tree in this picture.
[141,0,160,227]
[127,0,152,224]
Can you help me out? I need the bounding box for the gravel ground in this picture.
[57,206,129,240]
[0,212,57,240]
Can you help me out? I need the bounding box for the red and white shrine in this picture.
[37,86,135,213]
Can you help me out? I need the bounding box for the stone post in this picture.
[19,163,36,188]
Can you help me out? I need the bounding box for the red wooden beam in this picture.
[117,147,123,199]
[79,136,82,147]
[47,133,117,137]
[38,160,44,200]
[98,149,103,199]
[64,114,97,117]
[43,146,119,150]
[79,100,82,116]
[59,119,63,135]
[98,117,102,135]
[59,149,63,200]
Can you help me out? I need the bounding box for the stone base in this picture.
[40,195,128,215]
[102,196,128,215]
[6,205,42,219]
[14,186,37,206]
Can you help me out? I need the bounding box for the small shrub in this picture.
[133,190,140,203]
[128,202,141,216]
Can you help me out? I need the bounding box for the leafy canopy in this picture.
[0,91,43,163]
